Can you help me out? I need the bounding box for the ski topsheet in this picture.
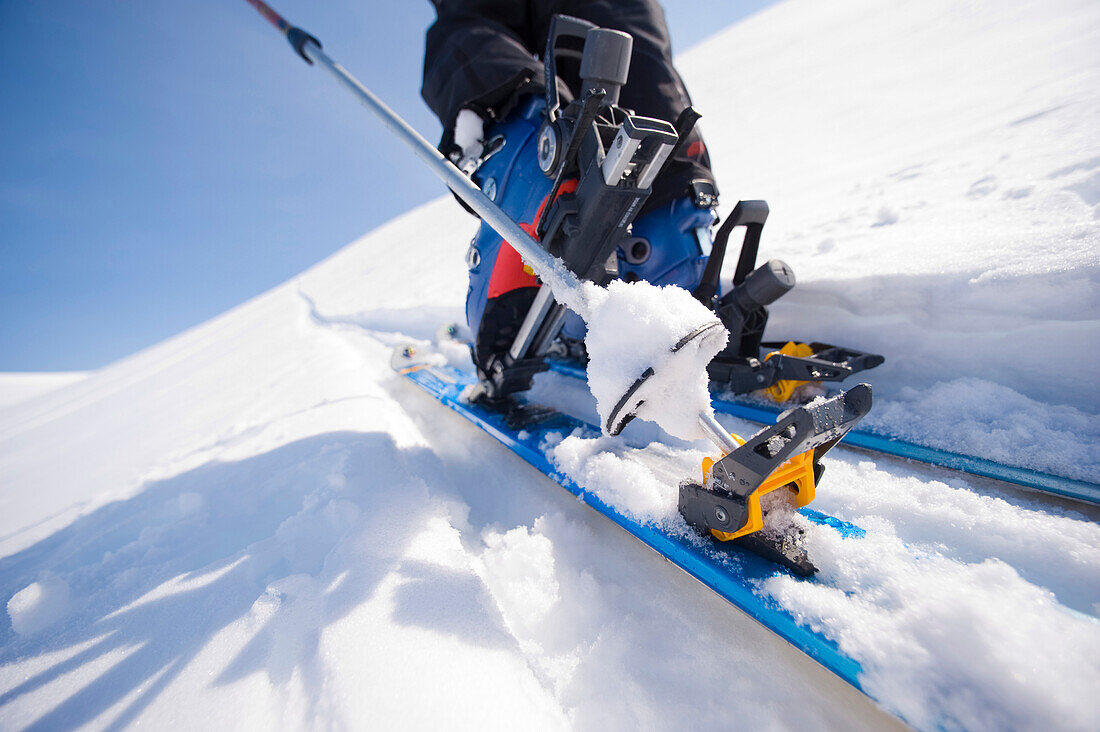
[393,355,870,695]
[548,361,1100,506]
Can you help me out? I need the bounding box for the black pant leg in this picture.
[552,0,716,209]
[422,0,716,208]
[422,0,551,154]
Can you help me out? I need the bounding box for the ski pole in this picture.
[241,0,585,306]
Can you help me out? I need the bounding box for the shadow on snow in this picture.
[0,429,518,729]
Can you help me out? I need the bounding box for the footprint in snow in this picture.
[1002,186,1033,200]
[871,206,899,227]
[967,175,998,198]
[1064,171,1100,208]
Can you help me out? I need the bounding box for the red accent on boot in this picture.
[486,179,578,298]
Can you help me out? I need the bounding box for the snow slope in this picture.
[2,0,1099,729]
[0,373,88,410]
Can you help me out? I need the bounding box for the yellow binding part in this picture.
[763,341,815,402]
[701,433,818,541]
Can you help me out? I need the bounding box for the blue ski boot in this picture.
[460,90,720,398]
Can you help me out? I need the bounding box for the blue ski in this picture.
[394,356,870,695]
[547,361,1100,506]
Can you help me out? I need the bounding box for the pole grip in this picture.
[286,26,322,65]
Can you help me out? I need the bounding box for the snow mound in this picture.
[865,377,1100,482]
[8,574,71,637]
[583,279,727,440]
[477,524,560,635]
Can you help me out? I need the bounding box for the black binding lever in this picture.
[543,15,600,123]
[694,200,770,305]
[538,88,606,238]
[761,342,886,382]
[698,199,885,396]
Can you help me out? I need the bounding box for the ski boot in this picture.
[457,95,555,406]
[458,14,706,407]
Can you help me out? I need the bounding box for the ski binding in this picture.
[679,384,872,575]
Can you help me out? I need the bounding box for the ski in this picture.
[548,360,1100,505]
[392,348,872,696]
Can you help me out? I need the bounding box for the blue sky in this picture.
[0,0,773,371]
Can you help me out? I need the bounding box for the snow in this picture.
[766,529,1100,732]
[476,523,560,636]
[531,260,726,443]
[7,574,71,637]
[1,0,1099,729]
[452,108,486,159]
[0,372,88,410]
[547,430,694,526]
[863,378,1100,483]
